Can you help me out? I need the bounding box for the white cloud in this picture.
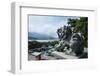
[28,16,79,38]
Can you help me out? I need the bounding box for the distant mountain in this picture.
[28,32,56,40]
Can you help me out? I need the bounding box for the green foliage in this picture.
[28,41,43,49]
[28,40,59,50]
[68,17,88,47]
[48,41,59,47]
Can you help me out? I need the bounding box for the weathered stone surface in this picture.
[70,33,84,56]
[57,25,72,41]
[52,25,85,57]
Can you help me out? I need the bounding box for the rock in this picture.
[70,33,84,56]
[57,25,72,41]
[50,25,85,58]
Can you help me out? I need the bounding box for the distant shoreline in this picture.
[28,39,59,42]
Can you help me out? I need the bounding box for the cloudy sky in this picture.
[28,15,79,38]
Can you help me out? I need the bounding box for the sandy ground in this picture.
[28,54,36,61]
[28,53,57,61]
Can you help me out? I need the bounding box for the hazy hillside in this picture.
[28,32,57,40]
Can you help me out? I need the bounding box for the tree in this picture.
[67,17,88,47]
